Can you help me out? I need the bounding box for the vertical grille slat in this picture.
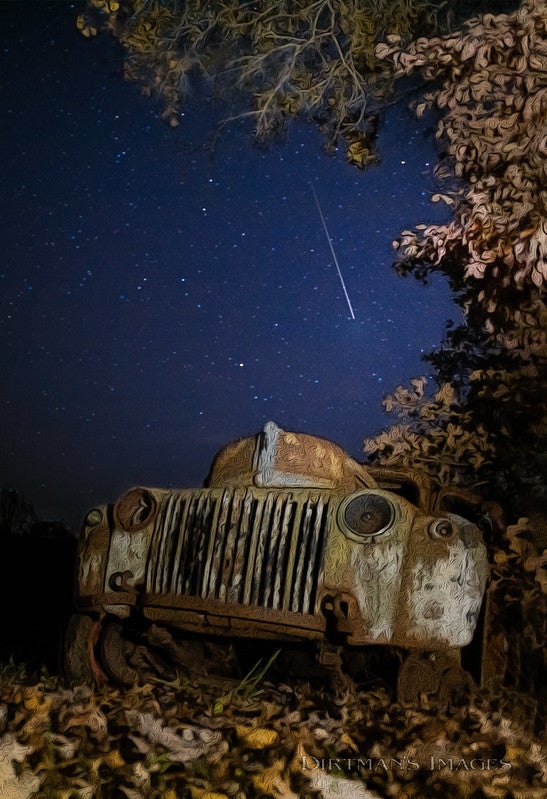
[303,498,328,612]
[146,487,329,615]
[173,496,192,594]
[241,496,264,606]
[207,490,233,598]
[272,499,295,608]
[218,489,244,602]
[148,498,169,593]
[154,495,179,593]
[200,493,224,598]
[226,491,256,604]
[162,497,189,594]
[282,501,304,610]
[187,493,215,596]
[250,493,275,607]
[178,497,198,595]
[291,502,314,612]
[261,495,284,607]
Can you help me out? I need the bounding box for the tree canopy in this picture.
[77,0,455,160]
[364,0,546,512]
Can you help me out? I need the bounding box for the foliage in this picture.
[364,0,547,513]
[1,669,546,798]
[377,0,546,304]
[363,363,546,508]
[77,0,453,161]
[232,648,281,701]
[364,378,497,486]
[469,513,546,732]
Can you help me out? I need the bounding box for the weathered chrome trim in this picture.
[337,489,397,542]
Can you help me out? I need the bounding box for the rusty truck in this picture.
[63,422,491,703]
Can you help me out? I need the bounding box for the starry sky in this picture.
[1,2,460,528]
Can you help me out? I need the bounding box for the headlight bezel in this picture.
[84,508,103,528]
[428,517,455,542]
[114,487,157,532]
[338,490,396,543]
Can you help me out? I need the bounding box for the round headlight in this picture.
[115,488,156,531]
[84,508,103,527]
[340,492,394,540]
[429,518,454,541]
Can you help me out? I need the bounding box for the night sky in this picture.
[1,2,459,528]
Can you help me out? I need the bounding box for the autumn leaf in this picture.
[236,725,278,749]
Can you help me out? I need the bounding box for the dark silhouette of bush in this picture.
[0,488,77,673]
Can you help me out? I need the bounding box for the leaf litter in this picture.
[0,659,545,799]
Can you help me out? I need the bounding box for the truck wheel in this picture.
[397,651,440,705]
[62,613,107,686]
[98,619,140,686]
[397,650,475,707]
[437,665,475,707]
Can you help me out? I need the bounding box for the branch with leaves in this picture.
[376,0,546,333]
[77,0,451,164]
[363,378,499,487]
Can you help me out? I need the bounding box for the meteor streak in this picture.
[309,182,356,320]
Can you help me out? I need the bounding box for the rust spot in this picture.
[423,601,444,620]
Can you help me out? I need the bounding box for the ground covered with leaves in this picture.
[0,662,545,799]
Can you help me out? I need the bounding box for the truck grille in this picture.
[145,487,329,615]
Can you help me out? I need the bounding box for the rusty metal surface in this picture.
[145,487,329,616]
[73,421,489,668]
[206,420,377,490]
[143,603,326,641]
[323,496,487,648]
